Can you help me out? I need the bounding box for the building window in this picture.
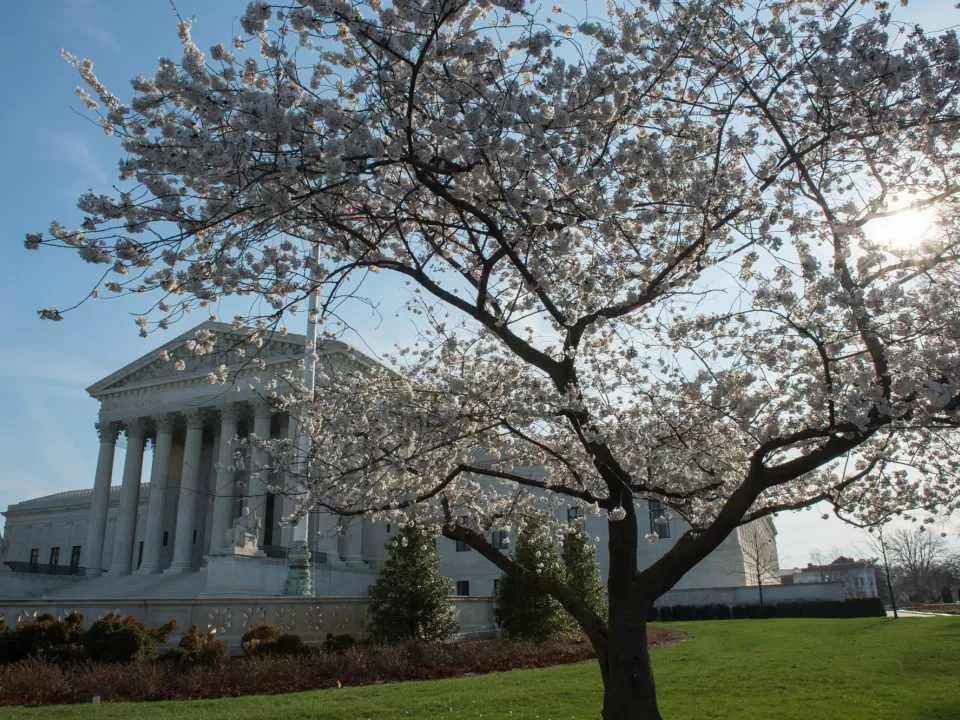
[193,529,197,544]
[567,506,584,523]
[70,546,81,570]
[163,531,169,546]
[29,548,39,567]
[493,578,500,594]
[456,581,470,596]
[137,541,144,570]
[649,500,671,539]
[455,539,471,552]
[49,547,60,567]
[490,531,508,550]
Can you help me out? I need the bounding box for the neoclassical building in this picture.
[0,321,810,642]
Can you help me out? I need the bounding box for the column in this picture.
[278,418,298,549]
[137,414,175,574]
[341,517,365,566]
[168,409,204,573]
[312,508,342,564]
[203,426,220,556]
[108,418,146,575]
[208,404,239,554]
[82,421,120,576]
[245,400,272,546]
[362,518,389,567]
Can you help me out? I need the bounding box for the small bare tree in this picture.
[740,520,780,610]
[807,548,861,596]
[864,527,899,618]
[886,527,948,602]
[808,547,847,583]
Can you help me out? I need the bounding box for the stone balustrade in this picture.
[0,596,498,648]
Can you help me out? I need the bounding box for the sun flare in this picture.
[863,207,937,248]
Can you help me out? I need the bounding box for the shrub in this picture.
[650,597,886,622]
[367,517,459,644]
[0,636,624,707]
[0,613,87,666]
[322,633,357,654]
[160,625,228,665]
[83,613,176,664]
[494,521,566,642]
[840,597,886,618]
[241,624,308,657]
[240,622,281,657]
[273,633,308,657]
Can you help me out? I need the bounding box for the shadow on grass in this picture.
[909,702,960,719]
[847,619,891,634]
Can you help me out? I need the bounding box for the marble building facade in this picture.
[0,321,805,641]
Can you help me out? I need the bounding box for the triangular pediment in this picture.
[87,321,303,397]
[87,321,374,399]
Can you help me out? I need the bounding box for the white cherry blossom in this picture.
[28,2,960,718]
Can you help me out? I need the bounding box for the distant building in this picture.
[780,556,878,598]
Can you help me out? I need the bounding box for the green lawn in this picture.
[2,618,957,719]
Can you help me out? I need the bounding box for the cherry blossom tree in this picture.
[27,0,960,717]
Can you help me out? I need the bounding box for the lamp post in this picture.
[282,243,321,597]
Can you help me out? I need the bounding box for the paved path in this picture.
[887,609,955,617]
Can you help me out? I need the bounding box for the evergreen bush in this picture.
[367,518,459,644]
[0,613,87,665]
[83,613,176,664]
[322,633,357,654]
[561,522,607,628]
[160,624,228,665]
[240,622,282,657]
[494,521,566,642]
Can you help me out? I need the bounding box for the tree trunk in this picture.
[600,612,662,720]
[600,494,663,720]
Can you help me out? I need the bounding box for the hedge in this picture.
[647,597,885,622]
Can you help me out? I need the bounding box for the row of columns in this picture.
[82,403,372,578]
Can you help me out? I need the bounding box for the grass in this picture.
[1,617,957,719]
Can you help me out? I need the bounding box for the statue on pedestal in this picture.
[228,507,261,552]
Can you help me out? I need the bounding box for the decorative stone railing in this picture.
[260,546,329,563]
[3,562,86,577]
[0,596,498,648]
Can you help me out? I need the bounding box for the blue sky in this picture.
[1,0,957,567]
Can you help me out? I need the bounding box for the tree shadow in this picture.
[848,618,891,633]
[907,702,960,719]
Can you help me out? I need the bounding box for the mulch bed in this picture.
[0,629,687,707]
